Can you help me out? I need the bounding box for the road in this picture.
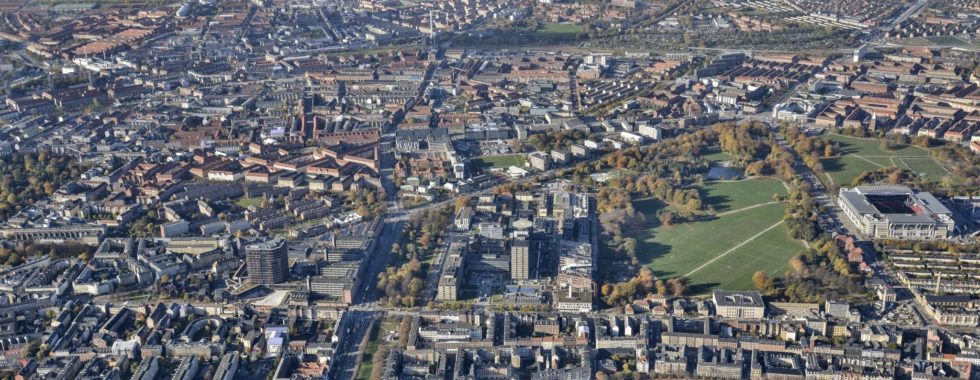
[326,127,660,380]
[328,310,376,380]
[326,213,404,380]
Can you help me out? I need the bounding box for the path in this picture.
[898,157,953,175]
[682,220,786,278]
[714,201,782,217]
[844,153,951,176]
[849,154,886,168]
[823,172,835,187]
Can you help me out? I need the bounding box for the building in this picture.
[454,207,472,231]
[264,326,289,357]
[511,239,530,281]
[838,185,955,240]
[712,290,765,319]
[212,353,239,380]
[132,357,159,380]
[246,238,289,285]
[528,152,551,171]
[173,356,200,380]
[437,243,465,301]
[159,220,189,238]
[637,124,663,140]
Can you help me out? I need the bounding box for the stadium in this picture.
[838,185,956,240]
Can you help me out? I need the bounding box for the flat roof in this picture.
[713,290,764,308]
[840,186,952,224]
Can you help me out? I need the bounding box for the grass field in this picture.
[355,324,383,380]
[472,154,526,169]
[886,36,979,50]
[631,179,803,293]
[701,149,733,163]
[235,196,264,208]
[536,23,583,36]
[702,178,786,213]
[901,157,950,177]
[927,35,968,46]
[819,134,947,186]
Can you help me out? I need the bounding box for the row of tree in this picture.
[380,206,454,307]
[600,267,689,306]
[0,241,93,267]
[526,129,589,152]
[779,238,867,303]
[377,258,424,308]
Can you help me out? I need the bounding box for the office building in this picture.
[246,238,289,285]
[511,239,530,281]
[712,290,765,319]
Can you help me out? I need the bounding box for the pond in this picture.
[705,165,743,181]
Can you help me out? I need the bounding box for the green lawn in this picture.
[821,156,883,187]
[701,149,733,163]
[536,23,583,36]
[235,196,264,208]
[630,179,804,294]
[900,157,950,178]
[927,35,967,46]
[702,178,786,213]
[472,154,526,169]
[825,134,927,157]
[738,6,769,16]
[355,324,383,380]
[820,134,944,186]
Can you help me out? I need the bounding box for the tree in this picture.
[752,271,774,293]
[21,341,40,359]
[655,280,667,295]
[454,196,471,211]
[941,176,955,191]
[622,238,637,259]
[667,277,689,296]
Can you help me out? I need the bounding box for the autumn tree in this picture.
[752,271,774,293]
[667,277,689,296]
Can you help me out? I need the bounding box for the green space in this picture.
[536,23,583,36]
[737,6,769,16]
[701,149,733,163]
[819,134,945,186]
[355,324,383,380]
[826,133,926,156]
[630,179,803,293]
[927,35,967,46]
[821,157,877,186]
[471,154,526,169]
[235,196,264,208]
[702,178,787,213]
[901,157,950,178]
[883,35,979,49]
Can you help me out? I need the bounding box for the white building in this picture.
[838,185,955,240]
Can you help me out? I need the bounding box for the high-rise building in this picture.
[246,238,288,285]
[511,239,530,281]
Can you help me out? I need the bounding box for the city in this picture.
[0,0,976,379]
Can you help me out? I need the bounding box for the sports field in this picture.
[820,134,948,186]
[536,23,583,36]
[471,154,526,170]
[632,179,802,293]
[702,178,786,213]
